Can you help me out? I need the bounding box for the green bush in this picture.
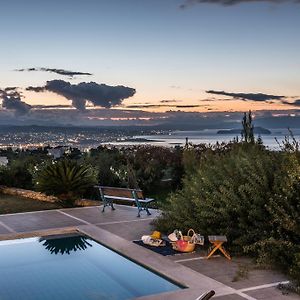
[248,153,300,285]
[154,143,300,286]
[155,144,275,249]
[33,160,98,207]
[81,145,184,196]
[82,148,124,187]
[126,146,183,192]
[0,153,50,189]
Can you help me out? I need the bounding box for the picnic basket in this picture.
[173,229,196,253]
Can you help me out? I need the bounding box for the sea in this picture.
[1,127,299,150]
[108,128,300,150]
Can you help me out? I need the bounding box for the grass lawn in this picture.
[0,194,61,215]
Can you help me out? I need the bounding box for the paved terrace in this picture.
[0,205,299,300]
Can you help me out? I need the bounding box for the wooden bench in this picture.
[95,186,155,217]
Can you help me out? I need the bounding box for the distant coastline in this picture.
[1,126,299,150]
[115,138,161,143]
[217,127,271,135]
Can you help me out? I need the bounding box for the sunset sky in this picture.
[0,0,300,126]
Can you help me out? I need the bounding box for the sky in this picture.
[0,0,300,127]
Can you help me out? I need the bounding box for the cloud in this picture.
[180,0,300,8]
[206,90,284,101]
[26,86,45,93]
[4,87,18,91]
[125,104,171,109]
[16,67,92,77]
[125,104,207,109]
[160,99,183,103]
[31,104,73,109]
[0,88,31,116]
[27,80,136,110]
[282,99,300,106]
[176,105,205,108]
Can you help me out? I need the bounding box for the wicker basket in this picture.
[173,229,196,253]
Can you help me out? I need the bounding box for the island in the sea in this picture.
[116,138,161,143]
[217,127,271,135]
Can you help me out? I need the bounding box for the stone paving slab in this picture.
[215,294,246,299]
[61,205,159,225]
[245,287,300,300]
[0,222,11,234]
[0,210,84,232]
[180,256,289,290]
[97,218,155,241]
[167,248,214,261]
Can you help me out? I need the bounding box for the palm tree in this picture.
[34,159,98,206]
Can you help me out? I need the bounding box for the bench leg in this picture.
[111,202,116,210]
[145,204,151,216]
[102,198,115,212]
[101,199,107,212]
[137,207,151,217]
[135,201,141,217]
[134,198,155,217]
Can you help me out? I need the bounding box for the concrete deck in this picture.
[0,205,298,300]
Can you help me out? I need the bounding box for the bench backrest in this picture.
[98,186,144,199]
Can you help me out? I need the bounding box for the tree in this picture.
[242,111,255,143]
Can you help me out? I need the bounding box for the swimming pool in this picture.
[0,234,180,300]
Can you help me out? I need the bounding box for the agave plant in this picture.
[34,159,98,206]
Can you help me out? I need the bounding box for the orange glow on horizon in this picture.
[21,89,298,114]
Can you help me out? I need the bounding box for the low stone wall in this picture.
[0,186,57,203]
[75,199,100,207]
[0,186,100,207]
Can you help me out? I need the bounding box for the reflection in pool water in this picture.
[39,235,93,255]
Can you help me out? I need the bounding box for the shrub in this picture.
[82,149,123,187]
[248,153,300,285]
[155,143,276,251]
[155,143,300,286]
[126,146,183,192]
[33,160,98,207]
[0,154,50,189]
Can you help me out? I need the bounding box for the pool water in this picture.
[0,234,180,300]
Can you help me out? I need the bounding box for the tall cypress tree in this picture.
[242,111,255,143]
